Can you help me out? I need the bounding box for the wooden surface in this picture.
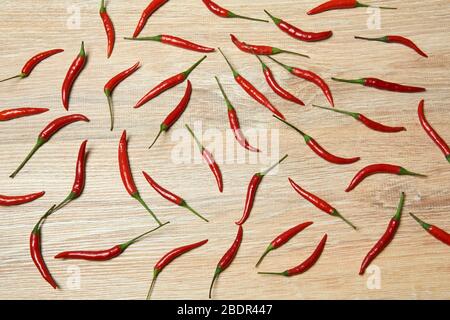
[0,0,449,300]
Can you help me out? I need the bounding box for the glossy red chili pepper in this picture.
[268,56,334,107]
[104,62,141,131]
[265,10,333,42]
[418,100,450,163]
[274,115,359,165]
[307,0,396,15]
[409,213,450,246]
[354,35,427,58]
[100,0,115,58]
[149,80,192,149]
[185,124,223,193]
[289,178,356,230]
[62,42,87,110]
[313,105,406,133]
[202,0,268,22]
[134,55,206,109]
[215,76,260,152]
[0,191,45,206]
[235,155,288,225]
[332,77,425,93]
[0,49,64,83]
[10,114,89,178]
[360,192,404,275]
[119,130,164,225]
[259,234,327,276]
[219,48,285,119]
[132,0,169,38]
[209,225,243,299]
[0,107,49,121]
[147,239,208,299]
[346,164,426,192]
[256,221,313,267]
[125,35,215,53]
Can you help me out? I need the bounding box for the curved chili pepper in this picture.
[147,239,208,299]
[259,234,327,276]
[55,222,168,261]
[185,124,223,193]
[62,42,87,110]
[209,225,243,299]
[100,0,115,58]
[132,0,169,38]
[124,35,215,53]
[346,164,426,192]
[409,213,450,246]
[0,191,45,206]
[10,114,89,178]
[256,221,313,267]
[354,35,427,58]
[134,55,206,109]
[332,77,425,93]
[307,0,396,15]
[360,192,404,275]
[417,100,450,163]
[274,115,359,164]
[143,171,208,222]
[0,107,49,122]
[0,49,64,83]
[202,0,268,22]
[149,80,192,149]
[104,62,141,131]
[264,10,333,42]
[268,56,334,107]
[219,48,285,119]
[235,155,288,225]
[289,178,356,230]
[119,130,164,225]
[313,105,406,133]
[215,76,260,152]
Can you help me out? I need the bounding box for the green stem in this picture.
[0,74,22,83]
[277,49,310,58]
[100,0,106,12]
[409,213,431,231]
[228,12,268,23]
[399,167,427,177]
[258,271,289,276]
[182,55,207,78]
[354,36,388,43]
[392,192,405,221]
[124,35,162,42]
[263,9,281,25]
[148,129,163,150]
[255,54,268,71]
[33,205,57,233]
[79,41,86,58]
[214,76,234,110]
[259,154,288,176]
[313,104,359,119]
[446,154,450,163]
[209,268,221,299]
[132,193,163,226]
[267,56,293,73]
[120,222,169,251]
[273,115,308,139]
[218,48,239,78]
[185,124,204,152]
[105,92,114,131]
[331,77,365,85]
[10,138,46,178]
[255,244,273,267]
[146,269,160,300]
[53,192,76,213]
[181,201,209,222]
[332,209,357,230]
[356,1,397,9]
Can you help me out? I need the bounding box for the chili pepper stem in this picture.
[214,76,233,108]
[149,129,163,150]
[146,269,161,300]
[181,202,209,222]
[313,104,358,119]
[182,55,207,78]
[331,77,365,85]
[218,48,239,78]
[394,192,405,220]
[185,124,204,152]
[280,50,310,58]
[132,193,164,226]
[34,205,57,232]
[229,12,268,23]
[332,209,357,230]
[105,93,114,131]
[123,36,162,42]
[399,168,427,177]
[260,154,288,176]
[255,244,273,267]
[267,55,293,72]
[354,36,387,42]
[10,138,46,178]
[356,1,397,9]
[263,10,281,25]
[447,155,450,163]
[258,271,288,276]
[0,74,23,83]
[273,115,306,137]
[208,268,221,299]
[121,222,169,251]
[53,193,76,212]
[409,213,430,230]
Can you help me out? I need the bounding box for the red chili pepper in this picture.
[124,35,215,53]
[0,49,64,83]
[10,114,89,178]
[235,155,288,225]
[307,0,396,15]
[134,55,206,109]
[149,80,192,149]
[147,239,208,299]
[313,105,406,133]
[256,221,313,267]
[274,115,359,165]
[360,192,404,275]
[0,191,45,206]
[55,222,168,261]
[0,107,49,122]
[132,0,169,38]
[409,213,450,246]
[268,56,334,107]
[104,62,141,131]
[185,124,223,193]
[346,164,426,192]
[289,178,356,230]
[332,77,425,93]
[259,234,327,276]
[202,0,268,22]
[354,35,427,58]
[218,48,285,119]
[142,171,208,222]
[209,225,243,299]
[215,76,260,152]
[417,100,450,163]
[119,130,164,225]
[264,10,333,42]
[100,0,115,58]
[62,42,87,110]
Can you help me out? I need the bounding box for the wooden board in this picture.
[0,0,449,300]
